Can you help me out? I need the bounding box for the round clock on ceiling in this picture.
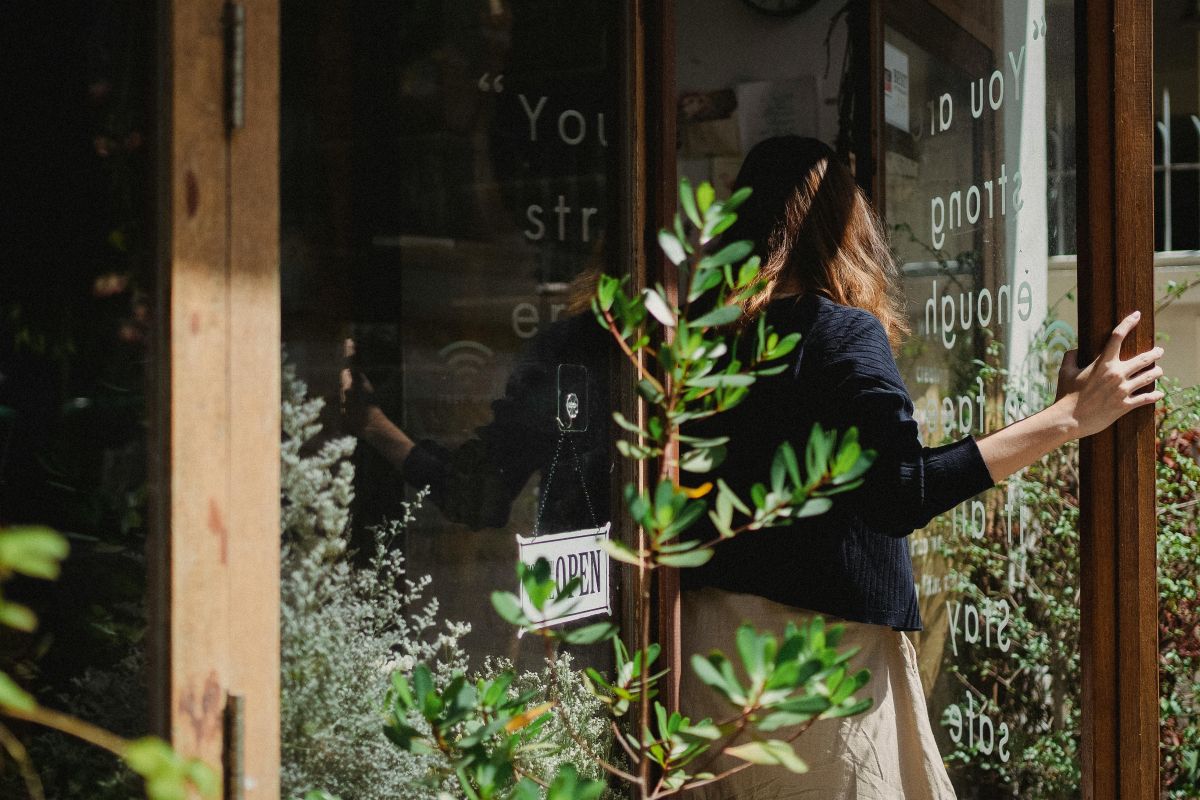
[740,0,821,16]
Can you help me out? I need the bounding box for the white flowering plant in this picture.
[281,361,614,800]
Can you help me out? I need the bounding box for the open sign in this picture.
[515,523,611,630]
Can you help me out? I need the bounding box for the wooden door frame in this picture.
[1076,0,1159,797]
[150,1,280,797]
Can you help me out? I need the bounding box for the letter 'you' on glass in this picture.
[516,523,613,631]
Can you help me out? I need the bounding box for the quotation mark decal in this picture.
[1032,15,1047,39]
[478,72,505,93]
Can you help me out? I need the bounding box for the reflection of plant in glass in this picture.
[1157,382,1200,798]
[0,526,215,800]
[938,315,1200,799]
[382,180,876,799]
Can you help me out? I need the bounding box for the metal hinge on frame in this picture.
[223,2,245,133]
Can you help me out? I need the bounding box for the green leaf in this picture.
[736,625,766,683]
[680,444,726,474]
[600,539,644,567]
[644,288,676,327]
[723,186,753,212]
[725,740,808,773]
[657,548,714,568]
[557,622,618,646]
[696,181,716,215]
[831,449,876,485]
[680,719,722,740]
[767,331,801,359]
[758,708,820,732]
[679,178,702,228]
[547,763,606,800]
[690,304,743,329]
[390,671,416,709]
[824,697,874,718]
[511,779,542,800]
[0,602,37,632]
[688,268,725,302]
[717,479,751,515]
[597,274,619,312]
[699,240,754,270]
[491,591,529,626]
[658,230,687,266]
[833,440,862,476]
[611,411,649,437]
[777,442,801,488]
[702,210,738,244]
[793,498,832,518]
[184,759,219,798]
[637,378,665,404]
[123,736,173,774]
[662,499,707,538]
[685,373,755,389]
[737,259,761,289]
[520,557,560,610]
[0,672,36,711]
[691,652,746,705]
[0,527,69,580]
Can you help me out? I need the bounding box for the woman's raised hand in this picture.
[1055,311,1164,438]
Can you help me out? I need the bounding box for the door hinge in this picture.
[223,693,245,800]
[223,2,245,133]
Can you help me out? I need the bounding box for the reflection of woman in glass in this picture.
[680,136,1163,799]
[341,290,611,536]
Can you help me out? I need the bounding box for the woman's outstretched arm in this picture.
[975,310,1164,483]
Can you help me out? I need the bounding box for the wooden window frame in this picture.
[150,1,280,797]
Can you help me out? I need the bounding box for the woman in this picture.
[678,136,1164,799]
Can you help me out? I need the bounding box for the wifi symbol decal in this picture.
[438,340,495,382]
[1041,320,1077,356]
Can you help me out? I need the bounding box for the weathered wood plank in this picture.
[227,0,281,796]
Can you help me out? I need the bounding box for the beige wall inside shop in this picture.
[1046,257,1200,387]
[676,0,849,144]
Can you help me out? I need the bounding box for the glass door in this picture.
[882,1,1083,796]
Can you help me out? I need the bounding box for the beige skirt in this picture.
[680,588,956,800]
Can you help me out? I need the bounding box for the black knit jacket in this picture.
[681,293,995,631]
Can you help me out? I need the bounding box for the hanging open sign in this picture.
[516,522,612,630]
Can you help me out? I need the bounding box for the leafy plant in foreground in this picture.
[382,179,877,799]
[0,526,216,799]
[934,309,1200,798]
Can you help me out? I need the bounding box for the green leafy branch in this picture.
[0,526,216,800]
[383,178,877,799]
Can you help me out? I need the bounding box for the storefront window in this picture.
[279,4,624,793]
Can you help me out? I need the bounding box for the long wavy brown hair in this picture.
[731,136,909,350]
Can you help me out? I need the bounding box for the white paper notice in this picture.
[735,78,817,152]
[884,42,910,131]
